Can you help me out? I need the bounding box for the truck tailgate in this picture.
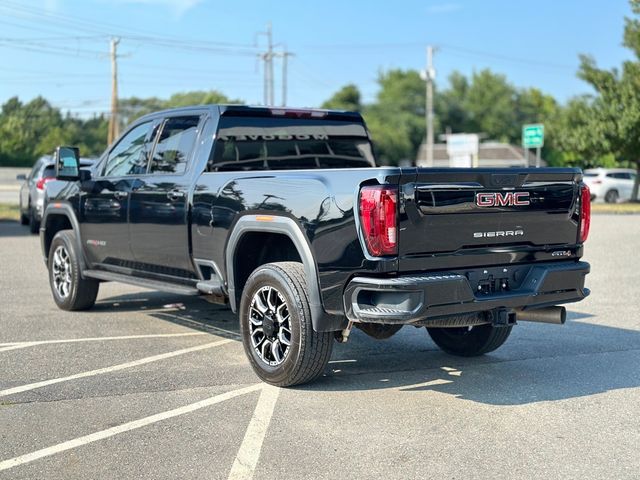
[398,168,583,270]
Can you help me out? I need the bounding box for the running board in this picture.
[196,278,224,295]
[83,269,200,296]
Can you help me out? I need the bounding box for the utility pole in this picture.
[425,45,436,167]
[258,24,293,106]
[280,48,294,106]
[259,22,274,105]
[108,37,120,146]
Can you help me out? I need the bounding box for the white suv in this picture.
[583,168,637,203]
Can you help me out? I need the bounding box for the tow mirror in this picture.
[55,146,80,180]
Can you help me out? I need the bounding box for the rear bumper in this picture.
[344,261,590,324]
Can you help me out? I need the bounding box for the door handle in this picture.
[113,191,128,199]
[167,190,185,201]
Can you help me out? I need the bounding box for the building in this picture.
[416,141,546,168]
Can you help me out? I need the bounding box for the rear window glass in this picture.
[42,165,56,178]
[209,116,375,171]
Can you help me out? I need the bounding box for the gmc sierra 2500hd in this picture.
[42,105,591,386]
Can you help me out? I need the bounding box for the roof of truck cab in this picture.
[134,104,363,123]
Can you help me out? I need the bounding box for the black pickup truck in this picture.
[42,105,591,386]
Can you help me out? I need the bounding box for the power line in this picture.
[0,41,105,59]
[439,44,576,71]
[0,34,108,43]
[301,40,577,71]
[0,1,258,51]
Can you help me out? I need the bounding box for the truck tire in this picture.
[426,324,512,357]
[239,262,333,387]
[48,229,99,311]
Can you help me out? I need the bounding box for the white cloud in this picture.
[426,3,462,14]
[113,0,203,16]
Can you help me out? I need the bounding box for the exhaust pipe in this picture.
[515,306,566,325]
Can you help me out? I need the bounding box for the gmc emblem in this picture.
[476,192,530,207]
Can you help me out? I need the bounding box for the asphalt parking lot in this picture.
[0,215,639,479]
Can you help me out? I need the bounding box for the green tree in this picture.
[363,69,426,164]
[0,96,64,166]
[0,90,243,167]
[320,84,362,111]
[462,70,519,142]
[562,0,640,199]
[119,90,241,131]
[435,71,469,134]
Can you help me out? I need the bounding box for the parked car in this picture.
[17,156,56,233]
[42,105,591,386]
[18,156,95,234]
[583,168,637,203]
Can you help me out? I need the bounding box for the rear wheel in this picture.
[605,189,619,203]
[20,212,29,225]
[426,324,512,357]
[239,262,333,387]
[48,230,99,311]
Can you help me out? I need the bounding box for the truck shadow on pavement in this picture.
[307,316,640,406]
[97,291,640,406]
[94,291,240,340]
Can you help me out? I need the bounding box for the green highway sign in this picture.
[522,124,544,148]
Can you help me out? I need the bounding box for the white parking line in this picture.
[0,383,263,473]
[0,332,207,352]
[228,384,280,480]
[0,339,232,397]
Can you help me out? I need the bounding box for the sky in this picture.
[0,0,634,116]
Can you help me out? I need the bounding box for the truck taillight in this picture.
[36,177,54,190]
[359,185,398,256]
[580,184,591,243]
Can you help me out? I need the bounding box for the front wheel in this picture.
[48,230,99,311]
[426,324,512,357]
[239,262,333,387]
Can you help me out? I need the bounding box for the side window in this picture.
[102,122,153,177]
[148,116,200,175]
